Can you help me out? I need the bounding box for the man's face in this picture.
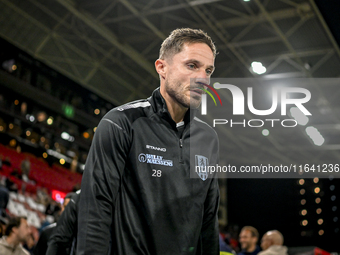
[239,230,257,251]
[261,234,272,251]
[15,219,31,243]
[161,42,215,109]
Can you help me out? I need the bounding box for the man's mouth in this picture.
[190,82,208,96]
[190,88,204,96]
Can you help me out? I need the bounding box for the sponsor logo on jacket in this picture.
[139,153,173,167]
[146,144,166,152]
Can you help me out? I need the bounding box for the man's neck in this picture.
[6,235,20,247]
[246,245,257,253]
[160,91,188,124]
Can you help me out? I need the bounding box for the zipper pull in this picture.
[179,139,183,148]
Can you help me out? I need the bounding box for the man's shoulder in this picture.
[0,239,29,255]
[96,99,152,134]
[41,222,56,237]
[193,116,211,128]
[104,99,151,123]
[193,117,218,137]
[260,245,288,255]
[258,248,274,255]
[115,99,151,112]
[0,236,8,247]
[0,244,7,255]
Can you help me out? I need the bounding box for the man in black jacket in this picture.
[77,28,220,255]
[45,191,80,255]
[33,191,77,255]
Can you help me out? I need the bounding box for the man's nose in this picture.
[195,74,209,86]
[198,68,209,79]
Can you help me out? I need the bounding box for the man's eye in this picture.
[188,64,195,69]
[206,69,212,75]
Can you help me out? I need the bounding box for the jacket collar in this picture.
[148,87,197,128]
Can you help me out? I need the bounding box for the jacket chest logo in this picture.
[138,153,173,167]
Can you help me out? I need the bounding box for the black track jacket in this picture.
[77,88,220,255]
[46,190,80,255]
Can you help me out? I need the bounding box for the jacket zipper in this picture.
[179,138,183,163]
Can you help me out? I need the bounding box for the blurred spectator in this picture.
[46,190,80,255]
[33,223,56,255]
[5,176,18,192]
[45,197,61,217]
[21,158,34,185]
[2,157,11,167]
[0,187,9,239]
[220,233,236,255]
[225,224,240,252]
[21,158,30,177]
[61,192,74,213]
[36,188,49,206]
[0,154,3,169]
[238,226,261,255]
[229,235,240,252]
[0,223,4,238]
[0,215,9,238]
[23,233,35,254]
[0,186,9,215]
[34,192,76,255]
[39,215,52,234]
[259,230,287,255]
[220,224,240,252]
[0,216,31,255]
[10,168,22,180]
[72,184,80,193]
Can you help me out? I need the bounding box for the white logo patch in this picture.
[195,155,209,181]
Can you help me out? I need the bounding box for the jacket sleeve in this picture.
[201,135,220,255]
[201,176,220,254]
[46,193,79,255]
[76,115,131,255]
[33,224,55,255]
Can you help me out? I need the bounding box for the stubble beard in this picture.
[164,79,201,109]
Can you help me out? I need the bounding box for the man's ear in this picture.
[12,226,18,235]
[155,59,167,80]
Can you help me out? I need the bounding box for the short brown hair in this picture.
[5,216,26,236]
[159,28,217,60]
[241,226,259,239]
